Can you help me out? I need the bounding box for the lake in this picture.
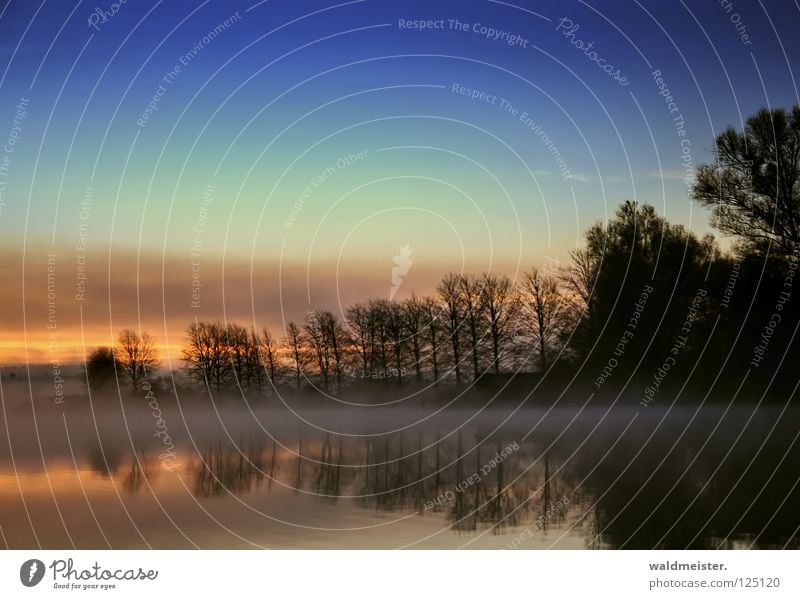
[1,382,798,549]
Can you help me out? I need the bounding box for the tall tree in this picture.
[346,302,374,376]
[692,105,800,257]
[183,321,230,389]
[304,311,333,391]
[478,273,516,374]
[572,202,717,367]
[519,269,568,371]
[284,321,305,389]
[259,328,282,389]
[560,247,599,319]
[115,329,159,390]
[225,323,251,390]
[437,273,465,382]
[319,310,347,391]
[459,274,486,380]
[385,301,407,383]
[402,294,427,380]
[421,295,443,382]
[369,299,391,374]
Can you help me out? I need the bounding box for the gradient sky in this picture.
[0,0,798,362]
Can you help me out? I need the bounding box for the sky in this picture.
[0,0,798,363]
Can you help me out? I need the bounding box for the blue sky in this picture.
[0,0,798,357]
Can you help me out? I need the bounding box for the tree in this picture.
[437,273,465,382]
[284,321,306,389]
[247,328,264,391]
[85,346,117,390]
[346,302,374,376]
[402,294,428,380]
[692,105,800,257]
[369,299,391,374]
[478,273,516,374]
[183,321,230,389]
[115,329,159,391]
[304,311,333,391]
[519,269,569,371]
[571,202,718,369]
[560,247,599,319]
[421,295,443,382]
[385,301,407,383]
[459,274,486,380]
[302,310,347,392]
[225,323,251,390]
[259,328,282,389]
[320,311,348,391]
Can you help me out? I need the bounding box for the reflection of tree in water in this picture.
[163,433,577,540]
[194,441,266,498]
[577,431,800,549]
[122,450,159,494]
[95,407,800,549]
[357,434,425,511]
[349,430,547,534]
[314,433,343,502]
[87,445,122,477]
[446,437,531,533]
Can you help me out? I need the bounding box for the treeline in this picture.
[87,268,579,393]
[87,200,799,398]
[87,105,800,399]
[174,269,577,392]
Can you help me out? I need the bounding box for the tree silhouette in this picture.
[437,273,465,382]
[284,321,306,389]
[519,268,570,371]
[692,105,800,258]
[479,273,517,374]
[115,329,159,391]
[84,346,117,390]
[259,328,282,389]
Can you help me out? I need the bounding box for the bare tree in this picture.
[437,274,464,382]
[259,328,282,389]
[346,302,374,376]
[183,321,231,389]
[284,321,305,389]
[421,295,443,382]
[560,248,599,324]
[385,301,407,384]
[116,329,160,391]
[304,311,335,392]
[519,269,569,371]
[303,310,347,391]
[459,274,485,380]
[369,299,391,374]
[478,273,517,373]
[225,323,251,390]
[402,294,427,380]
[318,310,348,391]
[247,329,264,391]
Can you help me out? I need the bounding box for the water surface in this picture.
[1,385,798,549]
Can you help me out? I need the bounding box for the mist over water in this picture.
[2,381,797,549]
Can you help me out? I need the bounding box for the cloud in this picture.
[565,173,594,183]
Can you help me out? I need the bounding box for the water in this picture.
[1,383,798,549]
